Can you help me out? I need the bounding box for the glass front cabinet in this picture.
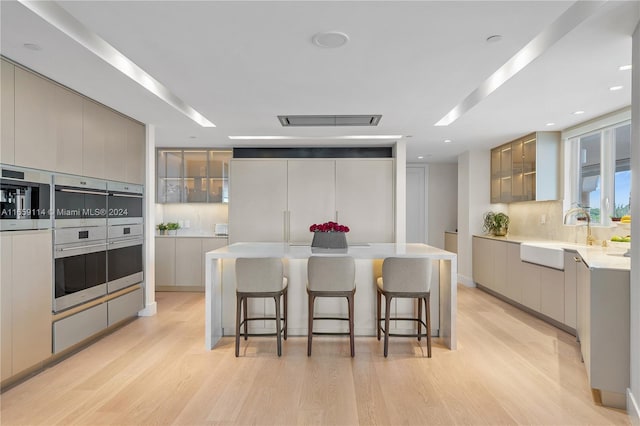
[157,149,231,203]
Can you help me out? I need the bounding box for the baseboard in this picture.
[458,274,476,288]
[138,301,157,317]
[629,389,640,425]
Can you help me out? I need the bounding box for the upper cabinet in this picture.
[156,149,231,203]
[2,59,145,184]
[490,131,560,203]
[1,59,15,164]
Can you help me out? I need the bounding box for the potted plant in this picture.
[157,223,168,235]
[483,212,510,236]
[167,222,180,235]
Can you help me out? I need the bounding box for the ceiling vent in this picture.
[277,115,382,127]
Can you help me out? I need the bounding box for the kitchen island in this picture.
[204,242,458,350]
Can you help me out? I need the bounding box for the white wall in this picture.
[428,163,457,249]
[457,150,492,286]
[629,17,640,425]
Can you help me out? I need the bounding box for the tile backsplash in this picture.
[155,204,228,236]
[506,200,628,244]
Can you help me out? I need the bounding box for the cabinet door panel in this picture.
[521,262,541,310]
[505,242,523,302]
[14,68,57,170]
[155,238,176,286]
[288,160,335,243]
[229,160,287,243]
[82,100,106,179]
[472,237,493,288]
[539,267,564,322]
[1,235,13,381]
[335,159,394,243]
[54,85,83,175]
[563,252,577,328]
[175,238,202,287]
[126,121,146,184]
[1,59,15,164]
[492,240,508,295]
[11,232,52,374]
[103,110,128,181]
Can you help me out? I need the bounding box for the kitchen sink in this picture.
[520,242,566,270]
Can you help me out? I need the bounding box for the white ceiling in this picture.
[1,1,638,163]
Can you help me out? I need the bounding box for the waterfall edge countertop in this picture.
[204,242,458,351]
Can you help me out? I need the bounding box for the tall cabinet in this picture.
[229,158,395,244]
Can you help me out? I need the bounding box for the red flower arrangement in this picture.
[309,221,350,233]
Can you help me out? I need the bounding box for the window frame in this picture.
[563,111,631,227]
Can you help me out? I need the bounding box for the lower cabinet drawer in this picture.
[53,304,108,353]
[108,287,143,326]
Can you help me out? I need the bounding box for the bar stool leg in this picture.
[384,295,392,357]
[417,297,422,342]
[275,296,282,357]
[376,289,382,341]
[243,297,248,341]
[283,287,288,340]
[307,294,315,356]
[425,295,432,358]
[235,294,242,357]
[348,293,355,357]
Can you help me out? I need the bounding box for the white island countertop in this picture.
[204,242,457,351]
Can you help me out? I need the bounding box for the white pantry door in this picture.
[406,166,427,243]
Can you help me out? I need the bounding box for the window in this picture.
[567,119,631,225]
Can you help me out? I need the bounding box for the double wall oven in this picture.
[53,175,144,312]
[107,182,144,293]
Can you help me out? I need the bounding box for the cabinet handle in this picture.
[574,257,581,262]
[283,211,287,242]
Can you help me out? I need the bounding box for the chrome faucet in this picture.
[564,206,595,246]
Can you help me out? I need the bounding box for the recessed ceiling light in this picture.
[444,139,452,143]
[405,135,413,138]
[23,43,42,51]
[486,35,503,43]
[417,156,424,160]
[619,64,632,71]
[609,85,623,91]
[546,122,555,126]
[312,31,349,48]
[573,110,585,115]
[189,136,197,139]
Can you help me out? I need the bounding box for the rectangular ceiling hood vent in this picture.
[278,115,382,127]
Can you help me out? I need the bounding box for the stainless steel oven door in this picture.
[54,175,108,228]
[107,237,143,293]
[54,240,108,312]
[107,181,143,226]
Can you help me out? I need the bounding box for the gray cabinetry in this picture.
[229,158,395,244]
[0,231,53,380]
[155,237,227,290]
[1,59,15,164]
[53,304,108,353]
[490,132,560,203]
[576,261,630,409]
[108,287,143,326]
[157,149,230,203]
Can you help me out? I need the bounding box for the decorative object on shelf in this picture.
[167,222,181,235]
[157,223,168,235]
[482,212,510,236]
[310,221,349,249]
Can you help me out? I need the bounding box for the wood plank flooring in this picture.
[0,285,631,425]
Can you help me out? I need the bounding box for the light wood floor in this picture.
[0,285,631,425]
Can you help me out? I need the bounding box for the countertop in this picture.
[206,242,456,260]
[155,233,228,239]
[474,234,630,271]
